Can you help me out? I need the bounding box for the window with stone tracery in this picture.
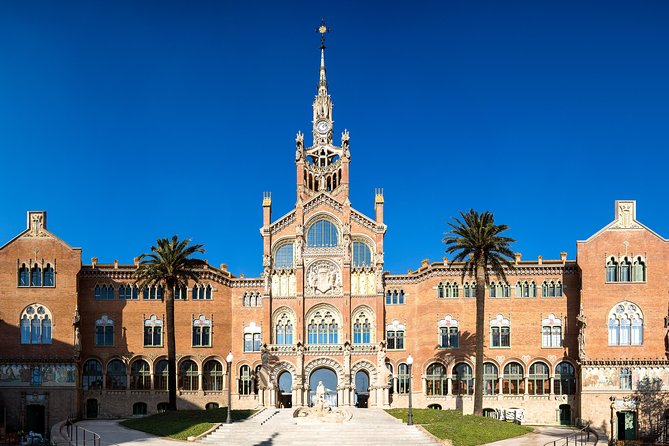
[541,280,563,297]
[274,310,294,345]
[192,315,212,347]
[244,322,262,352]
[608,302,643,346]
[541,313,562,348]
[436,282,458,298]
[307,309,339,344]
[489,281,510,298]
[306,219,339,247]
[243,292,262,307]
[515,280,536,298]
[352,241,372,267]
[385,290,405,305]
[274,243,294,269]
[386,320,405,350]
[606,256,646,283]
[144,314,163,347]
[463,282,476,298]
[95,315,114,346]
[438,315,458,348]
[490,314,510,348]
[20,304,52,344]
[352,307,373,344]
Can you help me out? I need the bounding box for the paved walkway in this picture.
[73,415,605,446]
[74,420,178,446]
[482,425,602,446]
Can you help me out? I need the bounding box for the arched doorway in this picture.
[278,371,292,408]
[355,370,369,408]
[309,368,337,407]
[559,404,571,425]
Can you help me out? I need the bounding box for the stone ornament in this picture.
[305,260,342,296]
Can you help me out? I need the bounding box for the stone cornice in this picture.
[581,358,669,367]
[385,262,579,285]
[79,265,236,286]
[350,209,385,233]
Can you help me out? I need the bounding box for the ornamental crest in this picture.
[306,260,342,296]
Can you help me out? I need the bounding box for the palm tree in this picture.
[135,236,205,411]
[443,210,515,416]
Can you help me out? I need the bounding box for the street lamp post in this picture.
[226,352,234,424]
[407,355,414,426]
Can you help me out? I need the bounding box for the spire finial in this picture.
[316,19,330,50]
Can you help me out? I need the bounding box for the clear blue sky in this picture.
[1,1,668,276]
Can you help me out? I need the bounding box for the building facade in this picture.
[1,44,667,444]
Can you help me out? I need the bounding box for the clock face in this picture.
[316,120,330,134]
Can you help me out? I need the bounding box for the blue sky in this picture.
[1,1,668,276]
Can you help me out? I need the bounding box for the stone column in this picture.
[498,377,503,396]
[198,372,203,392]
[549,375,554,395]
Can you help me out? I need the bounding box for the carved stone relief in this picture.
[305,260,342,296]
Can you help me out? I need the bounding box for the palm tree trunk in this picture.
[165,285,177,411]
[474,263,486,416]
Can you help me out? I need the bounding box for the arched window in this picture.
[352,308,373,344]
[437,282,445,298]
[157,402,169,413]
[386,320,405,350]
[244,322,262,352]
[192,315,212,347]
[205,402,219,410]
[426,363,448,396]
[155,360,169,390]
[453,363,473,395]
[542,314,562,348]
[306,219,339,247]
[106,359,127,390]
[144,315,163,347]
[132,402,147,416]
[274,243,294,269]
[438,315,459,348]
[503,362,524,395]
[239,365,252,395]
[463,282,476,298]
[307,308,340,345]
[130,360,151,390]
[542,280,562,297]
[608,302,643,346]
[18,264,29,287]
[490,314,510,348]
[253,365,261,395]
[397,363,410,394]
[386,289,405,305]
[606,257,618,282]
[179,360,198,391]
[483,363,499,395]
[275,311,294,345]
[619,257,632,282]
[95,315,114,346]
[173,285,187,300]
[555,362,576,395]
[205,284,212,299]
[352,242,372,267]
[82,359,103,390]
[30,265,42,287]
[633,257,646,282]
[204,360,224,391]
[20,304,53,344]
[446,282,458,298]
[619,368,632,390]
[43,264,54,286]
[528,362,549,395]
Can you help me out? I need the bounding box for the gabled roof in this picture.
[0,211,81,251]
[578,200,667,244]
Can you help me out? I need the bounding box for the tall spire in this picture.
[317,19,329,95]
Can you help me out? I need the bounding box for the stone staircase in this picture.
[199,408,442,446]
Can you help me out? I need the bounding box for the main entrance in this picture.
[355,370,369,408]
[26,405,45,435]
[309,368,337,407]
[278,371,292,408]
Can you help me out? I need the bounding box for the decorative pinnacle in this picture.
[316,19,330,50]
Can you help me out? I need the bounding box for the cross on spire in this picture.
[316,19,330,49]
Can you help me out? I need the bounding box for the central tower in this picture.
[295,24,350,202]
